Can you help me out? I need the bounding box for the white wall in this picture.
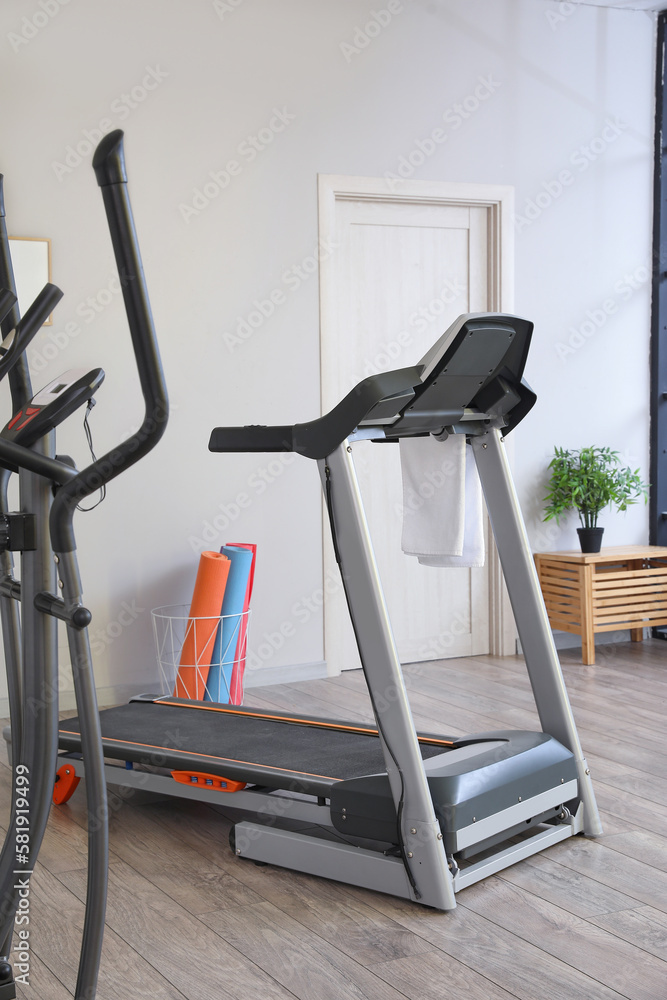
[0,0,656,706]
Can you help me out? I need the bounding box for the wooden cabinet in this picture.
[534,546,667,664]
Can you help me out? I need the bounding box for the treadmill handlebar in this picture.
[49,131,169,552]
[209,425,296,454]
[209,367,422,460]
[210,311,539,460]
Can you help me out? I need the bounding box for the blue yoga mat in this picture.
[205,544,254,702]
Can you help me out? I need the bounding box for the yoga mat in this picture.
[173,550,230,700]
[229,542,256,704]
[205,543,256,704]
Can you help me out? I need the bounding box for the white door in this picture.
[318,176,514,672]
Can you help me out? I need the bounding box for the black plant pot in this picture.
[577,527,604,553]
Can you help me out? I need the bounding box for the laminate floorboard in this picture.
[0,637,664,998]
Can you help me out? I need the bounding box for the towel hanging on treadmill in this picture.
[399,434,485,568]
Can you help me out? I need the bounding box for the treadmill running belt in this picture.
[59,700,450,794]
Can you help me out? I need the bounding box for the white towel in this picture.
[399,435,485,568]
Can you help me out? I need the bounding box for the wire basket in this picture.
[152,604,251,705]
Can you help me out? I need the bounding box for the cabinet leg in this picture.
[581,630,596,665]
[581,564,595,665]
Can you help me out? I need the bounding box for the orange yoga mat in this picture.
[173,550,230,700]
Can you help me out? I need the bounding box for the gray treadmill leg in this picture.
[319,442,456,910]
[471,429,602,837]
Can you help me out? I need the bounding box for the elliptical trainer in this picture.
[0,131,168,1000]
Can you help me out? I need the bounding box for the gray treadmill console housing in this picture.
[377,313,535,439]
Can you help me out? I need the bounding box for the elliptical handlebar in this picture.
[0,438,77,482]
[0,283,63,381]
[49,130,169,551]
[0,289,16,325]
[0,175,33,411]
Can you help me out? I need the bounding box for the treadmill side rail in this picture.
[319,441,456,910]
[471,429,602,837]
[451,812,580,892]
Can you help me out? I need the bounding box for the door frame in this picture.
[317,174,516,660]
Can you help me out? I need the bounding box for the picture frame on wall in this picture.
[8,237,52,326]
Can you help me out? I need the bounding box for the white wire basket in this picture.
[152,604,251,705]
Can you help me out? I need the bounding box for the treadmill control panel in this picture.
[2,367,105,448]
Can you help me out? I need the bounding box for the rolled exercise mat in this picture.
[228,542,256,704]
[205,543,256,703]
[173,550,230,700]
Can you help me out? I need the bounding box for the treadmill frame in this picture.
[293,424,600,909]
[54,421,601,912]
[53,313,602,911]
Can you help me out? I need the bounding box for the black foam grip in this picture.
[92,130,128,186]
[209,425,295,453]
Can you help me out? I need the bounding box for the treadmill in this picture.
[58,312,602,911]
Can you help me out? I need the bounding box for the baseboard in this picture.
[517,628,646,656]
[0,681,174,717]
[243,660,328,688]
[0,662,331,719]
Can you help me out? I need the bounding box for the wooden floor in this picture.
[1,638,666,999]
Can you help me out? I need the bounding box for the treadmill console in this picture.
[2,367,105,448]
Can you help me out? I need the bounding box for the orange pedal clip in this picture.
[53,764,81,805]
[171,770,246,793]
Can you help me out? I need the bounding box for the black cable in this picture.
[77,400,106,512]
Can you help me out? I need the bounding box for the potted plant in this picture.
[543,446,648,552]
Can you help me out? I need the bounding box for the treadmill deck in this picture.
[59,697,455,796]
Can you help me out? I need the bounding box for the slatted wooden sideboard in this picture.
[534,545,667,664]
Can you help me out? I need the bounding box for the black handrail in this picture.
[0,283,63,383]
[49,131,169,551]
[0,288,16,326]
[0,438,78,482]
[0,175,32,410]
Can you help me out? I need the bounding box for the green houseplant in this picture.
[543,446,648,552]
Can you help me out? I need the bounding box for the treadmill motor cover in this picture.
[329,731,577,845]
